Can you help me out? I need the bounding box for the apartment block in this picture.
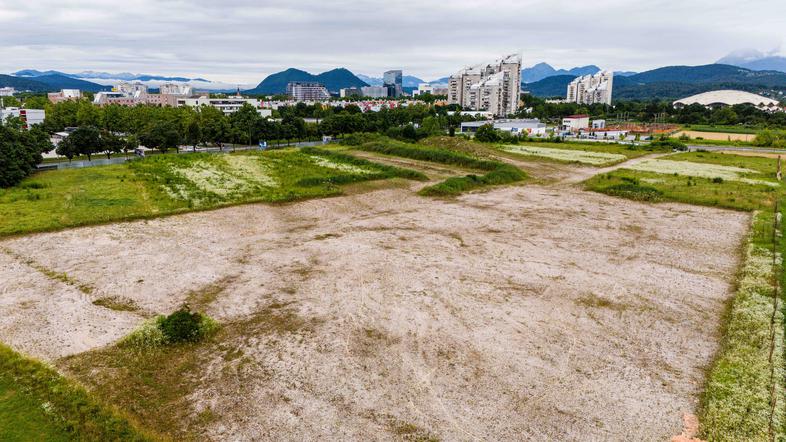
[566,71,613,105]
[447,54,521,117]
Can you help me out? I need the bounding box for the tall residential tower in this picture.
[447,54,521,117]
[566,71,613,105]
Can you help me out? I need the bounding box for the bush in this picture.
[603,183,663,202]
[121,306,218,349]
[474,124,501,143]
[649,139,687,151]
[159,308,204,343]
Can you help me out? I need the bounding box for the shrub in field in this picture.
[603,183,663,201]
[122,306,218,349]
[648,139,687,151]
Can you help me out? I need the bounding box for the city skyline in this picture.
[0,0,785,84]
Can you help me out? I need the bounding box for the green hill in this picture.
[245,68,368,95]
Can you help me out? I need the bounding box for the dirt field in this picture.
[0,167,749,441]
[675,130,755,142]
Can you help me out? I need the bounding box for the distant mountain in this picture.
[1,73,108,92]
[522,64,786,100]
[245,68,368,95]
[429,77,449,85]
[614,71,638,77]
[522,75,576,97]
[14,69,212,84]
[32,74,109,92]
[520,63,601,83]
[0,74,50,92]
[718,50,786,74]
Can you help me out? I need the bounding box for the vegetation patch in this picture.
[59,305,313,439]
[345,135,526,195]
[0,342,151,441]
[92,296,140,312]
[0,148,423,237]
[121,306,219,350]
[501,145,627,165]
[699,211,786,441]
[627,159,776,187]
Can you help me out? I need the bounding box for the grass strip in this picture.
[348,136,526,196]
[298,147,428,186]
[699,209,786,440]
[0,343,153,441]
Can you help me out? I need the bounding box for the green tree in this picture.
[474,124,500,143]
[0,124,51,187]
[185,118,202,151]
[67,126,102,161]
[140,121,180,154]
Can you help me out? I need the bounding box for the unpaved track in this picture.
[0,177,748,441]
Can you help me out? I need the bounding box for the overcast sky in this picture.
[1,0,784,84]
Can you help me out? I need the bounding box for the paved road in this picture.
[38,140,329,170]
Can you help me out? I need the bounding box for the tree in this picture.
[185,118,202,151]
[67,126,102,161]
[140,121,181,154]
[124,134,138,158]
[100,130,124,159]
[0,124,51,187]
[474,124,500,143]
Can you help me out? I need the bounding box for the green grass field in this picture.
[0,149,423,237]
[585,151,782,211]
[344,135,527,196]
[0,343,151,441]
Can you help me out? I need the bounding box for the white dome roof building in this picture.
[673,90,783,112]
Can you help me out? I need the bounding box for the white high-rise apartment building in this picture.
[566,71,614,105]
[448,54,521,117]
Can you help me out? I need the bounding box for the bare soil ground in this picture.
[675,130,755,142]
[0,163,748,441]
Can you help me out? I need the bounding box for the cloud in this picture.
[0,0,783,83]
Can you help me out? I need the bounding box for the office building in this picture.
[177,96,272,116]
[287,82,330,101]
[0,87,15,96]
[566,71,613,105]
[412,83,433,97]
[0,107,45,129]
[461,119,547,137]
[340,87,362,98]
[159,83,193,96]
[48,89,82,104]
[383,70,403,97]
[448,54,521,117]
[561,114,590,132]
[361,86,389,98]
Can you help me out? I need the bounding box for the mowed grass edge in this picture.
[344,134,527,196]
[699,209,786,441]
[0,343,155,441]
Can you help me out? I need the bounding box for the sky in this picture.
[1,0,785,85]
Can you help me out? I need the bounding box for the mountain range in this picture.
[523,64,786,100]
[244,68,369,95]
[716,50,786,74]
[14,69,210,83]
[0,73,110,92]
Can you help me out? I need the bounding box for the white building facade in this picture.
[566,71,613,105]
[448,54,521,117]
